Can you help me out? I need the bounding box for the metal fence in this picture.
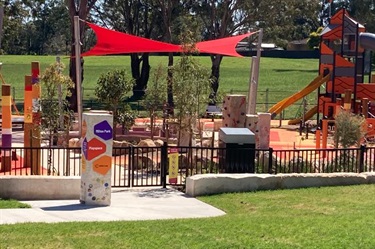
[11,88,317,119]
[1,144,374,188]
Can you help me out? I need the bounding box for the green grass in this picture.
[0,199,30,209]
[0,55,318,118]
[1,185,375,248]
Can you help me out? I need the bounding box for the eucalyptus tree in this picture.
[25,0,71,55]
[1,0,30,54]
[93,0,159,100]
[153,0,183,112]
[192,0,321,103]
[252,0,320,48]
[191,0,252,104]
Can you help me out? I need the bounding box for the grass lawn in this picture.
[1,184,375,248]
[0,55,318,118]
[0,199,30,209]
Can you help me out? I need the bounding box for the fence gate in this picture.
[111,146,166,188]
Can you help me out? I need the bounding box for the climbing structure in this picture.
[318,9,374,119]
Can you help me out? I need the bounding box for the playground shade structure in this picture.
[268,73,331,118]
[82,22,255,57]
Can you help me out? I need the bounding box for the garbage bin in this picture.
[219,128,255,173]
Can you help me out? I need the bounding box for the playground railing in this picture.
[1,145,374,188]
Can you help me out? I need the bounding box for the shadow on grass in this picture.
[273,69,317,73]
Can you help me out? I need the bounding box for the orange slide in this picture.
[268,73,331,118]
[287,106,318,125]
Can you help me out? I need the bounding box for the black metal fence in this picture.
[1,144,374,188]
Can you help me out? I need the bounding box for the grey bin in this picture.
[219,128,256,173]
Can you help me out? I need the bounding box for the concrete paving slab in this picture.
[0,188,225,224]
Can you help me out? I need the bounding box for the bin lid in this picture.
[219,128,255,144]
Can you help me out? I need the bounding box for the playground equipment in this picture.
[269,9,375,125]
[268,8,375,151]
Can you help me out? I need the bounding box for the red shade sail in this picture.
[82,22,181,56]
[196,32,256,57]
[82,22,256,57]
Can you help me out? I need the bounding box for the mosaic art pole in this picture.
[1,84,12,172]
[24,75,32,167]
[80,112,113,206]
[31,62,41,174]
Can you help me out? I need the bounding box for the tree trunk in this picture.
[167,52,174,115]
[209,55,223,105]
[131,53,150,100]
[67,53,84,112]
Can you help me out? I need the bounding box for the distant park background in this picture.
[1,54,322,119]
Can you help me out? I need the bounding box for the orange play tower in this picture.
[317,9,375,144]
[317,8,374,120]
[269,8,375,150]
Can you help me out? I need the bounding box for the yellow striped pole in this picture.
[24,75,33,168]
[1,84,12,172]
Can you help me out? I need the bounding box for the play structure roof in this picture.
[321,9,365,38]
[82,22,255,57]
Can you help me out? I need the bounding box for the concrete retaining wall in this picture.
[0,176,80,200]
[186,173,375,197]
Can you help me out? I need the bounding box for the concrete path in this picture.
[0,188,225,224]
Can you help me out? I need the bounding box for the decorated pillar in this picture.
[24,75,32,167]
[81,112,113,206]
[31,62,41,174]
[245,114,259,147]
[1,84,12,172]
[222,94,246,128]
[257,113,271,149]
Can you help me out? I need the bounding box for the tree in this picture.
[153,0,196,113]
[93,0,157,100]
[66,0,97,112]
[40,61,74,175]
[192,0,252,104]
[143,64,167,139]
[172,33,212,146]
[1,0,71,55]
[250,0,320,48]
[95,69,135,139]
[307,27,323,50]
[1,0,30,54]
[40,61,74,144]
[334,110,366,148]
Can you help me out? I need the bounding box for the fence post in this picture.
[129,146,134,187]
[265,88,269,112]
[161,142,168,188]
[268,148,274,174]
[12,86,15,102]
[359,144,366,173]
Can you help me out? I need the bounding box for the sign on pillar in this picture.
[80,112,113,206]
[168,148,179,184]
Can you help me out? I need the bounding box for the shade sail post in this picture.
[248,29,263,115]
[74,16,82,137]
